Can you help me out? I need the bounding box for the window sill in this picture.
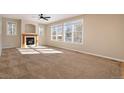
[50,40,83,45]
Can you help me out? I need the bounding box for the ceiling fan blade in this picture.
[36,14,51,21]
[44,17,51,18]
[42,17,48,21]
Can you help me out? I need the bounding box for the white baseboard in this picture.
[2,46,17,49]
[48,45,124,62]
[79,50,124,62]
[0,48,2,56]
[0,50,1,56]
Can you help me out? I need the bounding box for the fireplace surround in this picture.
[22,33,38,48]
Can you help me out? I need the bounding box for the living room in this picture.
[1,0,124,92]
[0,14,124,79]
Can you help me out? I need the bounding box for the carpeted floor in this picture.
[0,46,123,79]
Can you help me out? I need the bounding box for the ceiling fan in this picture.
[38,14,51,21]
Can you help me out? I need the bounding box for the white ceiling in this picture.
[1,14,80,24]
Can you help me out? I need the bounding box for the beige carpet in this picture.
[0,46,123,79]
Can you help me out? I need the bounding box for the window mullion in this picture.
[63,24,65,42]
[12,24,13,35]
[56,30,58,41]
[72,24,74,43]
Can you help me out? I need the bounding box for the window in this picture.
[64,20,82,43]
[51,20,83,44]
[39,26,44,36]
[51,26,57,40]
[51,24,63,41]
[64,24,73,42]
[7,21,17,35]
[73,22,82,43]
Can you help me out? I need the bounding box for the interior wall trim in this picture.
[2,46,17,49]
[48,45,124,63]
[0,49,1,56]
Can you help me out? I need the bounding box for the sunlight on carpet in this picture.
[17,46,63,55]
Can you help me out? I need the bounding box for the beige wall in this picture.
[21,20,46,47]
[0,16,2,56]
[21,20,38,34]
[1,18,46,48]
[2,17,21,48]
[46,15,124,61]
[38,24,46,46]
[25,24,35,33]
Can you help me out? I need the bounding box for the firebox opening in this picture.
[26,37,35,45]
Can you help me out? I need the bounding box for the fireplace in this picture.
[22,33,38,48]
[26,37,35,45]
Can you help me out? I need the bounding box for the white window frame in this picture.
[73,21,83,44]
[7,21,17,36]
[39,26,44,36]
[51,26,57,41]
[51,24,63,41]
[51,19,83,44]
[64,24,73,43]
